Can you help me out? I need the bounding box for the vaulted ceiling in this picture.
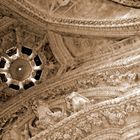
[0,0,140,108]
[0,0,140,103]
[0,0,140,139]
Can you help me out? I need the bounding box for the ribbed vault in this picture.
[0,0,140,140]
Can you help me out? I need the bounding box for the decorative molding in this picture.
[0,0,140,36]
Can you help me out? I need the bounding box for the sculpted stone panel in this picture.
[38,59,140,103]
[29,91,140,140]
[0,87,139,140]
[28,99,67,137]
[65,92,91,113]
[0,92,91,139]
[77,71,139,90]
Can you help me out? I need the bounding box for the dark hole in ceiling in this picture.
[24,81,34,90]
[6,48,17,57]
[34,70,42,80]
[22,46,32,56]
[0,73,7,82]
[0,58,6,68]
[34,55,42,66]
[9,84,20,90]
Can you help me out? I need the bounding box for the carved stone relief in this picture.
[1,93,91,139]
[1,1,140,140]
[28,91,140,140]
[65,92,91,113]
[37,65,140,104]
[1,67,140,139]
[27,99,67,137]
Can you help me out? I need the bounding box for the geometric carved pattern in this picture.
[0,46,42,90]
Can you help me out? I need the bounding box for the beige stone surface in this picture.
[0,0,140,140]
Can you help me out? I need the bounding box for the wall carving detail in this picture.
[0,1,140,140]
[29,91,140,140]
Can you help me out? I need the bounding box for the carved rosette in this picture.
[0,47,42,90]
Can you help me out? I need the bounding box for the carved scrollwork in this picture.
[29,92,140,140]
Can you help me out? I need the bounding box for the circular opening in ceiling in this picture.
[1,47,43,90]
[9,58,32,81]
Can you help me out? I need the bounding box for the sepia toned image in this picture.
[0,0,140,140]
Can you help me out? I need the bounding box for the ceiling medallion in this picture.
[0,46,42,90]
